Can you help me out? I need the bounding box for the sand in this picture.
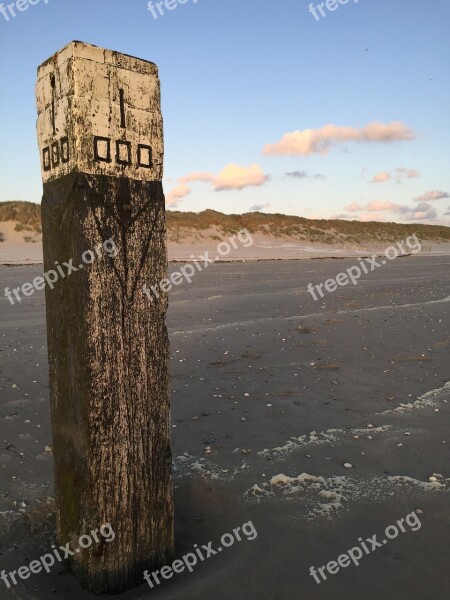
[0,256,449,599]
[2,221,450,265]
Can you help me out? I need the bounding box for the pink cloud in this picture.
[345,202,364,212]
[358,213,387,222]
[263,121,415,156]
[214,163,268,191]
[370,172,391,183]
[369,167,419,184]
[402,202,437,221]
[395,167,419,179]
[415,190,449,202]
[166,183,190,207]
[166,163,269,207]
[180,172,216,184]
[365,201,403,212]
[345,201,403,213]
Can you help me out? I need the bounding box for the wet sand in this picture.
[0,256,449,599]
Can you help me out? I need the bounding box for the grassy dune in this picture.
[1,202,449,245]
[167,209,450,244]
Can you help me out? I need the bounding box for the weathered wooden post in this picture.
[35,41,174,593]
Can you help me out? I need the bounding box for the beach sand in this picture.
[0,256,449,599]
[2,220,450,265]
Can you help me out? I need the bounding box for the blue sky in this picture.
[0,0,449,224]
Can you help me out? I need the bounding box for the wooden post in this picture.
[35,41,174,593]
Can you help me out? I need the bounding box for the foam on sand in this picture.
[245,472,449,519]
[258,426,391,459]
[378,382,450,415]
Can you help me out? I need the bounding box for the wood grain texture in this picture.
[41,172,174,593]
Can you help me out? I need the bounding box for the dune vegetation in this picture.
[1,202,449,245]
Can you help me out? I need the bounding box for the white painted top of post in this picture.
[36,41,163,183]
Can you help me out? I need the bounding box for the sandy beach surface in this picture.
[0,256,449,599]
[1,222,450,265]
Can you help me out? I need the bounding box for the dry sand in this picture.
[0,256,449,599]
[2,221,450,265]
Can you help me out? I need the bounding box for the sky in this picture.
[0,0,449,224]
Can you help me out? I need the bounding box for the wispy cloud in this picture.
[166,163,269,207]
[249,203,270,212]
[358,213,387,222]
[344,200,437,221]
[286,170,308,178]
[415,190,449,202]
[395,167,419,180]
[402,202,437,221]
[166,183,191,207]
[370,171,391,184]
[345,201,402,213]
[263,121,415,156]
[369,167,419,184]
[330,213,351,220]
[285,170,326,180]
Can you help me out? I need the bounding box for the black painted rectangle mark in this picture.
[116,140,132,166]
[119,89,126,129]
[50,73,56,135]
[94,136,112,163]
[51,141,60,168]
[60,137,70,163]
[43,147,51,172]
[137,144,152,169]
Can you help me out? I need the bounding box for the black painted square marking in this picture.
[43,147,51,172]
[51,141,60,168]
[60,137,70,164]
[116,140,132,166]
[137,144,152,169]
[94,136,112,163]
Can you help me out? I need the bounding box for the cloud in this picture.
[358,213,387,222]
[401,202,437,221]
[166,183,190,207]
[330,213,351,220]
[345,202,363,212]
[215,163,268,191]
[180,172,215,184]
[249,203,270,212]
[178,164,268,192]
[285,171,326,180]
[370,171,391,183]
[345,201,403,213]
[415,190,449,202]
[342,198,439,223]
[395,167,419,179]
[365,201,403,212]
[443,208,450,216]
[263,121,415,156]
[166,163,269,207]
[331,212,386,222]
[369,167,419,184]
[286,170,308,178]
